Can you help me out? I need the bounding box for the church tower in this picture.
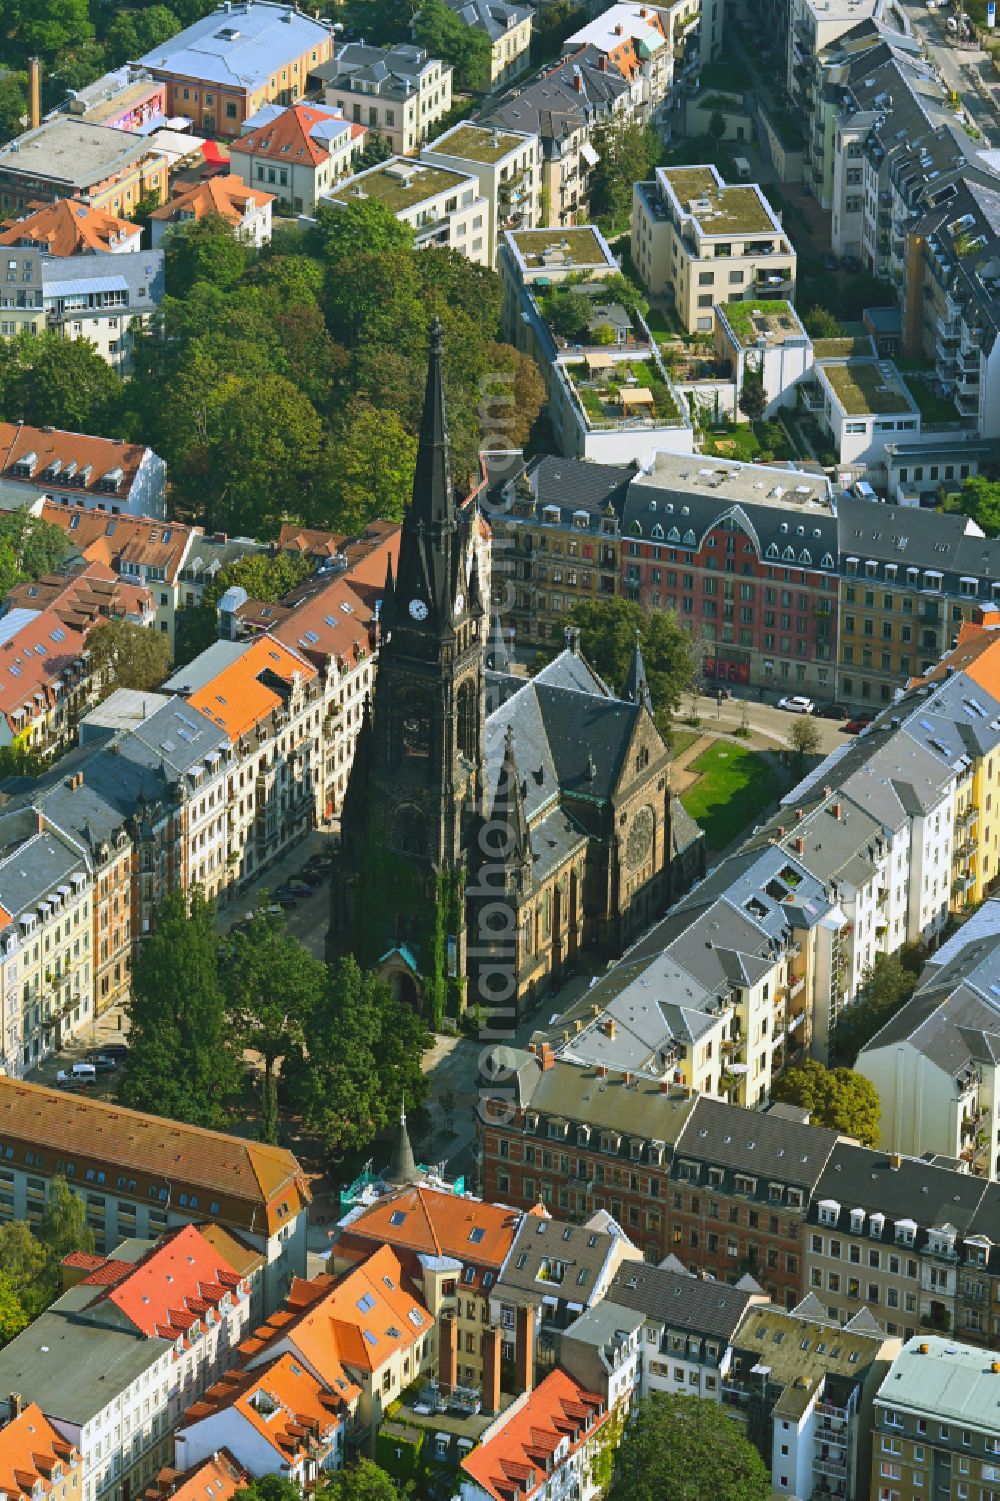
[331,319,486,1004]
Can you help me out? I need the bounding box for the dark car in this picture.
[820,252,839,272]
[273,885,299,907]
[90,1043,129,1061]
[85,1054,118,1073]
[840,254,861,274]
[817,702,850,719]
[844,714,874,734]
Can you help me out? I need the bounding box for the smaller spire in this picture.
[493,723,531,869]
[384,1096,420,1187]
[380,552,395,634]
[624,629,653,714]
[486,613,511,673]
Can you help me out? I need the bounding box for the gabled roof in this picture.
[0,198,140,256]
[75,1224,244,1342]
[460,1366,608,1501]
[231,103,366,165]
[338,1184,520,1274]
[673,1095,841,1189]
[606,1261,762,1340]
[0,1404,79,1500]
[0,607,88,736]
[143,1449,249,1501]
[40,503,193,580]
[1,423,154,500]
[149,176,273,227]
[5,560,152,631]
[240,1245,431,1377]
[188,636,316,740]
[180,1353,353,1462]
[140,2,333,92]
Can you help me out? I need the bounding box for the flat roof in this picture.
[0,119,161,190]
[661,165,780,237]
[717,299,806,349]
[507,225,615,271]
[328,158,474,212]
[878,1336,1000,1428]
[634,450,832,508]
[429,122,526,163]
[820,359,916,416]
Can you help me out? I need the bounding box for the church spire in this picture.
[493,723,531,873]
[486,613,511,673]
[384,1097,420,1187]
[380,551,395,634]
[624,629,653,714]
[410,315,453,532]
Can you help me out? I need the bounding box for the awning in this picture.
[620,386,654,410]
[585,351,614,372]
[541,1294,559,1306]
[580,141,600,168]
[202,139,229,164]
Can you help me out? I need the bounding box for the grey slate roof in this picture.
[606,1261,760,1340]
[479,46,630,155]
[673,1095,841,1189]
[809,1141,990,1235]
[495,1213,626,1306]
[42,250,165,315]
[444,0,533,42]
[836,496,1000,599]
[0,824,88,921]
[557,949,721,1075]
[316,42,450,98]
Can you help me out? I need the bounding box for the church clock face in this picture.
[409,598,429,621]
[454,592,465,617]
[626,805,654,869]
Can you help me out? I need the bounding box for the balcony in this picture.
[817,1401,849,1420]
[813,1457,848,1479]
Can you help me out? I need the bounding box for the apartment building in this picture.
[0,246,46,338]
[60,1226,253,1422]
[0,423,167,518]
[142,1452,249,1501]
[229,103,366,217]
[789,0,880,110]
[0,1077,310,1308]
[5,560,154,633]
[730,1298,899,1501]
[631,164,795,333]
[421,123,540,264]
[139,2,335,137]
[871,1336,1000,1501]
[0,1402,82,1501]
[563,3,680,125]
[478,451,629,650]
[620,450,837,696]
[499,224,693,461]
[148,179,274,249]
[480,48,634,227]
[803,1144,997,1341]
[459,1367,611,1501]
[324,158,490,265]
[0,120,167,219]
[41,250,165,375]
[237,1246,435,1453]
[713,300,814,419]
[330,1185,520,1393]
[835,496,1000,708]
[441,0,534,89]
[0,609,93,757]
[803,20,892,216]
[603,1260,767,1403]
[811,357,924,473]
[318,44,453,156]
[0,198,141,256]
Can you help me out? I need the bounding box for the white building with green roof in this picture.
[323,156,490,264]
[421,122,540,267]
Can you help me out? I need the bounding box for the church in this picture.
[329,319,702,1020]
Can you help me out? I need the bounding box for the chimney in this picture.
[823,785,832,797]
[8,1393,23,1419]
[624,1070,633,1087]
[794,836,805,854]
[832,801,842,820]
[659,1079,672,1093]
[574,71,584,90]
[28,59,41,131]
[795,808,804,821]
[439,1312,458,1394]
[515,1304,535,1395]
[539,1043,555,1071]
[890,1152,901,1170]
[482,1326,502,1413]
[918,1342,929,1354]
[597,1064,608,1079]
[36,811,44,834]
[599,54,608,70]
[606,1018,616,1040]
[777,825,785,837]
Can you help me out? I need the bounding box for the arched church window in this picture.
[394,805,427,856]
[401,694,430,758]
[456,679,477,760]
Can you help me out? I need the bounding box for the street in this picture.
[897,0,1000,143]
[680,689,852,756]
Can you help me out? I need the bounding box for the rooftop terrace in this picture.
[329,159,471,213]
[820,359,917,417]
[718,299,806,349]
[562,356,688,431]
[662,166,779,237]
[508,225,614,272]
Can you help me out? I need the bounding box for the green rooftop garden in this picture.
[902,374,963,423]
[662,167,778,236]
[434,123,524,164]
[821,360,915,416]
[565,358,686,429]
[512,226,611,269]
[720,298,802,348]
[329,161,467,213]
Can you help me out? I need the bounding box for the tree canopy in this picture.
[833,951,918,1064]
[558,597,695,712]
[87,619,173,695]
[609,1393,770,1501]
[942,475,1000,536]
[0,332,121,432]
[772,1058,881,1146]
[414,0,492,90]
[321,1461,409,1501]
[590,120,662,227]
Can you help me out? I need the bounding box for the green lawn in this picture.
[902,375,962,424]
[668,728,700,759]
[700,418,799,463]
[680,742,781,850]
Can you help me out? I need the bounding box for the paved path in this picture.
[898,0,999,143]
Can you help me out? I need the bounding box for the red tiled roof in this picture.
[77,1224,244,1342]
[143,1449,248,1501]
[188,635,317,740]
[460,1368,608,1501]
[0,423,150,499]
[231,104,365,168]
[0,608,88,736]
[6,560,153,631]
[0,1404,79,1501]
[40,503,193,581]
[337,1186,519,1292]
[180,1353,356,1462]
[0,199,140,256]
[148,175,272,227]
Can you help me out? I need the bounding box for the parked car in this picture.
[840,254,861,273]
[844,714,874,734]
[57,1064,96,1085]
[817,702,850,719]
[90,1043,129,1061]
[273,885,298,907]
[777,695,816,714]
[56,1074,92,1090]
[88,1055,118,1073]
[820,252,839,272]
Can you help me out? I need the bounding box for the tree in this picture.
[38,1175,94,1263]
[544,288,594,342]
[0,1220,50,1321]
[0,511,71,594]
[322,400,418,533]
[772,1059,881,1146]
[233,1476,302,1501]
[942,475,1000,536]
[0,1274,29,1346]
[283,956,431,1161]
[121,889,241,1128]
[357,131,394,171]
[609,1393,770,1501]
[309,198,414,264]
[803,305,843,339]
[590,119,662,225]
[163,214,252,298]
[220,910,327,1143]
[559,597,695,712]
[6,0,94,69]
[414,0,492,89]
[738,355,767,422]
[0,332,121,431]
[788,714,820,758]
[0,72,28,145]
[87,619,173,695]
[322,1461,409,1501]
[833,951,917,1063]
[708,109,728,143]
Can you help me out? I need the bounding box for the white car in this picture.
[778,695,816,715]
